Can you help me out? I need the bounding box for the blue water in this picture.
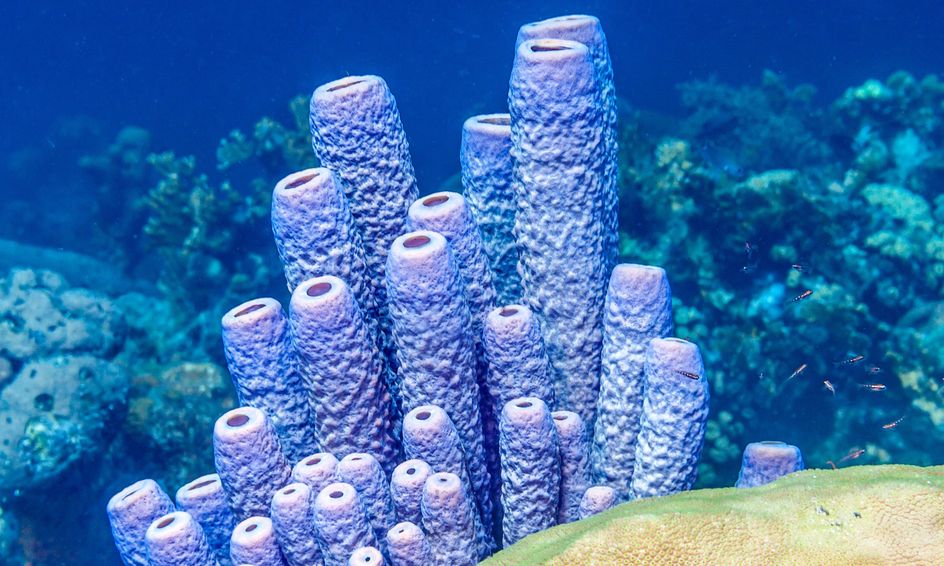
[2,1,942,196]
[1,1,943,564]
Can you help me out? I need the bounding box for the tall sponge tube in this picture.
[309,74,419,357]
[213,407,292,520]
[516,15,619,271]
[221,297,315,462]
[460,114,520,304]
[631,338,710,499]
[509,38,608,424]
[592,264,673,500]
[144,511,215,566]
[385,230,492,532]
[290,275,398,473]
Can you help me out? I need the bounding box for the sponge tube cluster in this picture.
[102,13,796,566]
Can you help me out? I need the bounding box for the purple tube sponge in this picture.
[291,452,340,494]
[389,459,431,526]
[309,75,419,342]
[213,407,292,520]
[385,522,431,566]
[401,406,492,556]
[460,114,521,304]
[272,168,377,334]
[385,230,492,532]
[498,397,561,546]
[735,441,805,488]
[107,479,175,566]
[337,453,396,551]
[221,298,315,462]
[407,191,496,328]
[631,338,710,499]
[591,264,673,500]
[145,511,214,566]
[290,276,398,473]
[509,38,608,424]
[348,546,384,566]
[175,474,235,563]
[270,483,321,566]
[313,482,377,566]
[577,485,617,519]
[482,304,555,413]
[552,410,591,524]
[421,472,479,566]
[516,15,619,271]
[230,517,286,566]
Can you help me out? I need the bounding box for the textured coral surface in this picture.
[485,464,944,565]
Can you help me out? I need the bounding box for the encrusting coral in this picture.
[99,12,944,566]
[484,465,944,565]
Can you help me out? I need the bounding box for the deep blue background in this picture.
[2,0,942,200]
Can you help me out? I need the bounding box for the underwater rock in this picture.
[0,353,129,491]
[484,465,944,565]
[0,267,126,360]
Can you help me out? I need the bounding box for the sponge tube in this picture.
[390,459,431,526]
[577,485,616,519]
[270,483,321,566]
[348,546,384,566]
[337,454,397,552]
[385,230,491,532]
[313,482,377,566]
[631,338,710,499]
[460,114,520,304]
[175,474,235,563]
[516,15,619,271]
[401,405,492,556]
[290,276,398,473]
[221,298,315,461]
[591,264,673,500]
[482,304,555,413]
[309,75,419,344]
[407,191,496,328]
[422,472,479,566]
[230,516,286,566]
[499,397,561,546]
[291,452,340,495]
[271,168,373,323]
[107,479,175,566]
[552,411,591,524]
[385,521,431,566]
[213,407,292,520]
[509,38,608,424]
[735,441,805,488]
[144,511,214,566]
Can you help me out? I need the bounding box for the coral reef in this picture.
[484,465,944,565]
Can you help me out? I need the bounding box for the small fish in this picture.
[882,416,905,430]
[745,241,755,259]
[858,383,886,392]
[865,366,883,375]
[791,289,813,303]
[838,448,866,463]
[676,369,701,380]
[836,354,865,366]
[823,379,835,395]
[791,263,806,273]
[784,363,808,384]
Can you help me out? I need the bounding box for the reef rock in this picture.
[0,268,130,491]
[484,465,944,565]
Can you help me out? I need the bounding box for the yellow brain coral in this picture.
[483,465,944,566]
